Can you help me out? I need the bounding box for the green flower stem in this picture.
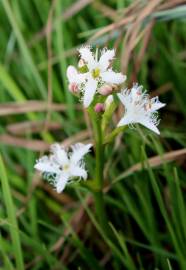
[104,126,128,144]
[88,108,110,235]
[93,190,111,236]
[95,118,103,190]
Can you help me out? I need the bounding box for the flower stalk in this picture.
[34,45,166,239]
[89,107,111,235]
[104,126,128,144]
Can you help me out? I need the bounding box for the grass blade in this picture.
[2,0,46,99]
[0,154,24,270]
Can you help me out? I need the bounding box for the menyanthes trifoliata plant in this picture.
[34,46,165,234]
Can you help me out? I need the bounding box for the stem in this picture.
[104,126,127,144]
[93,190,111,236]
[89,108,110,235]
[95,117,103,190]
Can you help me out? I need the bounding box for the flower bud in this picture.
[94,103,105,113]
[68,82,79,94]
[105,95,114,110]
[67,65,77,78]
[98,84,113,96]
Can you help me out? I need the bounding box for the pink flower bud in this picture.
[68,83,79,94]
[94,103,105,113]
[98,84,113,96]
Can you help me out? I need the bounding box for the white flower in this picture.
[67,46,126,107]
[34,143,92,193]
[117,84,166,135]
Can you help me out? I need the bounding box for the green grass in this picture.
[0,0,186,269]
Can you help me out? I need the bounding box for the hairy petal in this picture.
[83,77,97,107]
[67,65,86,84]
[150,97,166,112]
[117,114,134,127]
[34,156,59,173]
[139,118,160,135]
[66,66,78,83]
[99,49,115,70]
[70,165,87,180]
[101,71,126,84]
[56,172,69,193]
[51,144,69,166]
[117,92,128,107]
[78,47,97,70]
[70,143,92,165]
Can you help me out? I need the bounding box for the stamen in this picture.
[92,68,100,78]
[60,164,69,171]
[78,65,88,73]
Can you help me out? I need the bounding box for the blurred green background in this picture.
[0,0,186,269]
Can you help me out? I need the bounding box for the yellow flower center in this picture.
[78,65,88,73]
[63,164,69,171]
[92,68,100,79]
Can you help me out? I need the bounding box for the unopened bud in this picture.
[105,95,114,110]
[94,103,105,113]
[68,82,79,94]
[67,65,77,78]
[98,84,113,96]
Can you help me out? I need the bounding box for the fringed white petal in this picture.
[51,144,69,166]
[150,97,166,112]
[117,92,128,107]
[66,66,78,83]
[101,71,126,84]
[117,114,134,127]
[99,49,115,71]
[139,118,160,135]
[34,156,59,173]
[70,165,87,180]
[70,143,92,165]
[78,46,97,70]
[56,172,69,193]
[66,65,86,84]
[83,77,97,107]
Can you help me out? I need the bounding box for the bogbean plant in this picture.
[35,46,165,233]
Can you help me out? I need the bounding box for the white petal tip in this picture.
[154,130,160,135]
[34,164,38,170]
[56,187,63,193]
[87,143,93,149]
[34,162,42,171]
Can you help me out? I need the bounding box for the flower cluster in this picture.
[35,46,165,193]
[67,46,165,135]
[35,143,92,193]
[67,46,126,107]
